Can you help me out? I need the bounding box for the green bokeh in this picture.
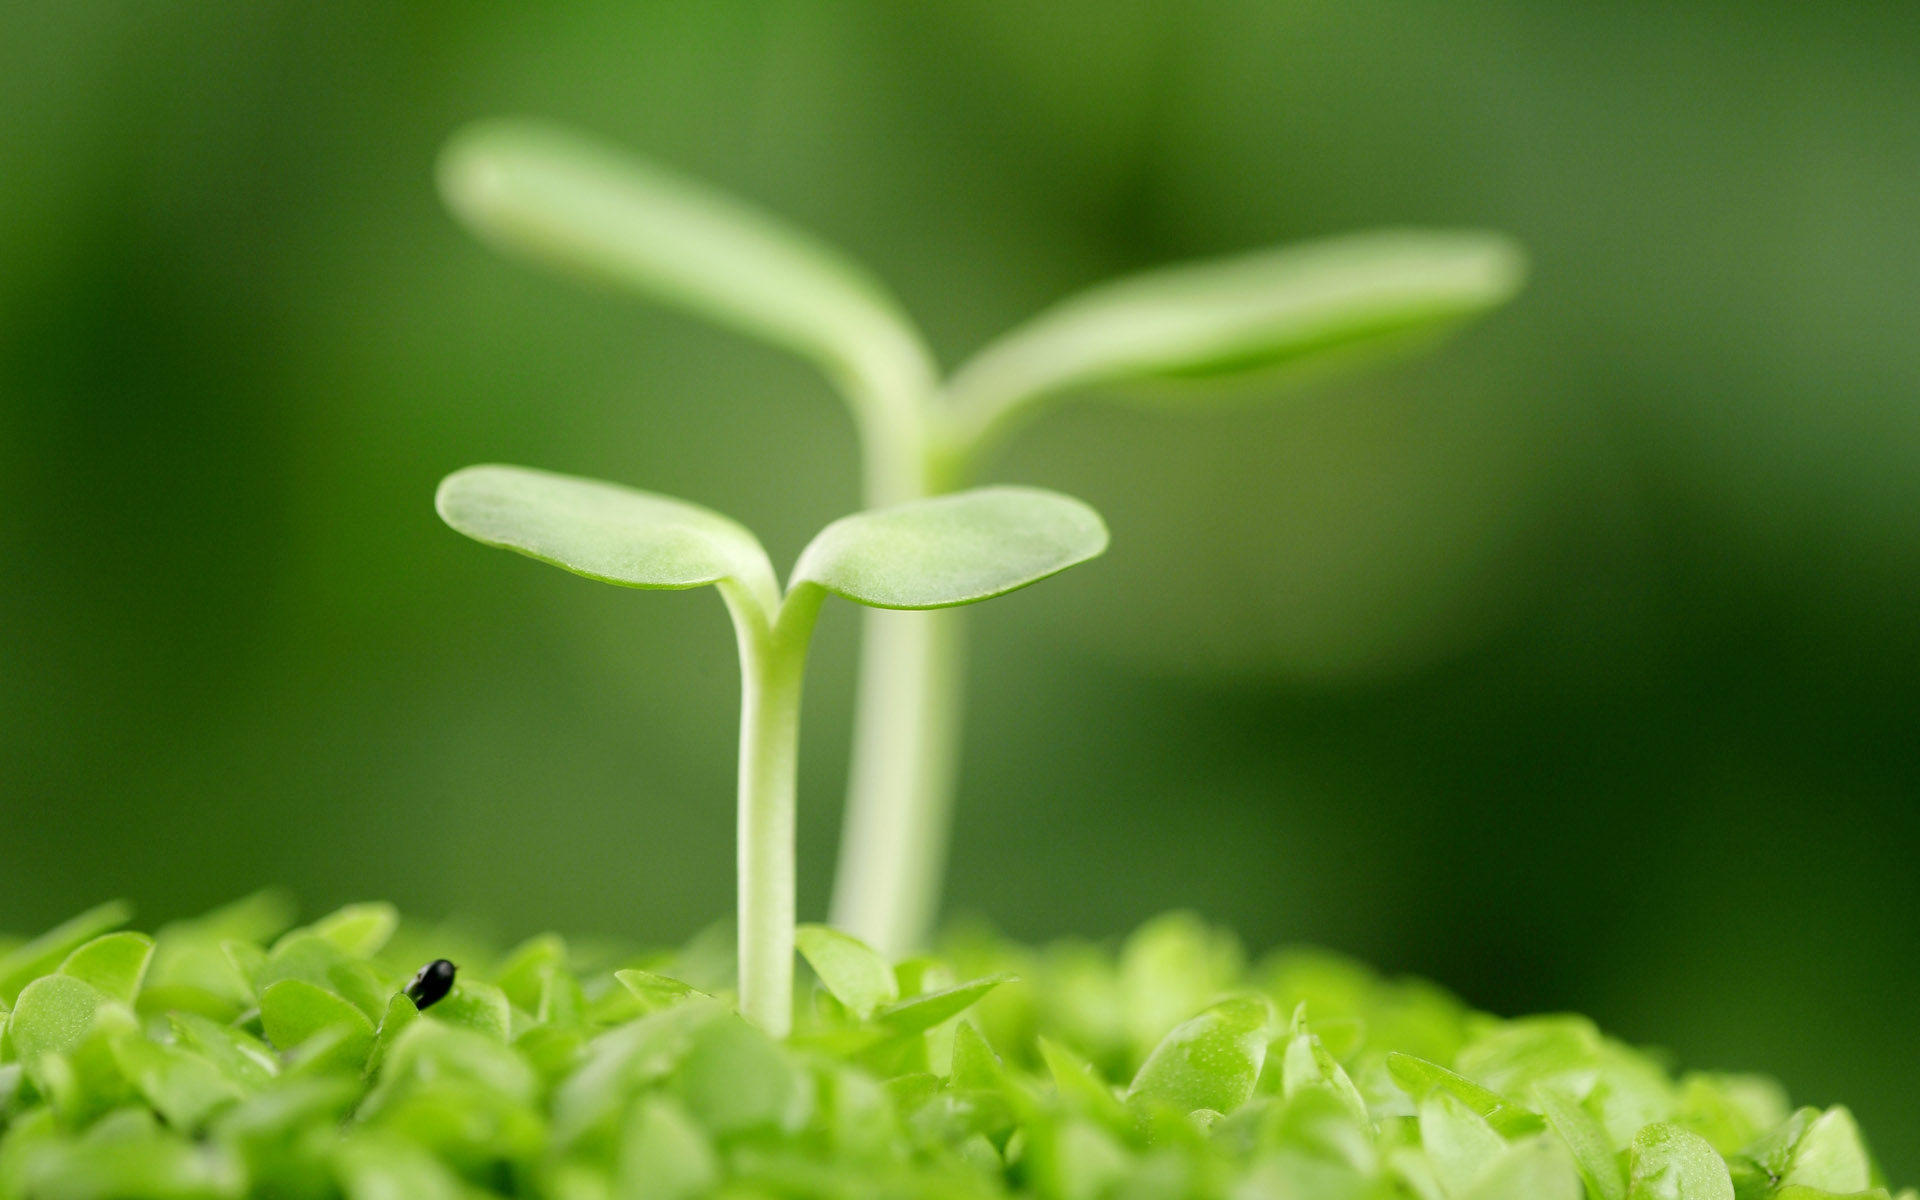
[4,0,1918,1175]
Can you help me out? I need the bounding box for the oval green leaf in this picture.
[58,932,154,1005]
[943,229,1526,449]
[1628,1123,1734,1200]
[790,486,1107,610]
[439,119,934,408]
[437,465,777,611]
[260,979,377,1065]
[9,975,123,1063]
[795,925,898,1020]
[1125,994,1273,1116]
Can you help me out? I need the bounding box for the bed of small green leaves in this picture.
[0,897,1900,1200]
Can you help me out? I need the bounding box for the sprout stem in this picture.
[830,606,964,955]
[830,428,973,957]
[724,585,822,1037]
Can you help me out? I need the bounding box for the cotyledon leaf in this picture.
[436,465,779,613]
[1536,1085,1627,1200]
[438,119,935,410]
[795,926,898,1020]
[57,933,154,1005]
[1126,995,1274,1117]
[790,486,1108,610]
[941,228,1527,450]
[1628,1124,1734,1200]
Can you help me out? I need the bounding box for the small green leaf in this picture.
[112,1036,244,1131]
[1280,1032,1369,1126]
[796,925,898,1020]
[1782,1107,1874,1194]
[874,974,1014,1036]
[169,1012,277,1088]
[950,1021,1005,1090]
[309,903,399,959]
[495,934,568,1013]
[1120,912,1244,1059]
[618,1097,718,1200]
[15,1127,246,1200]
[1465,1136,1583,1200]
[58,932,154,1005]
[260,979,377,1068]
[1629,1123,1734,1200]
[1126,995,1273,1116]
[1536,1085,1627,1200]
[943,229,1527,449]
[0,901,133,1005]
[614,969,707,1010]
[1455,1016,1601,1100]
[427,980,512,1043]
[365,993,420,1078]
[436,465,777,610]
[1040,1037,1133,1133]
[1420,1091,1508,1198]
[334,1132,468,1200]
[8,975,125,1063]
[672,1015,805,1136]
[438,119,934,410]
[791,487,1107,610]
[1389,1052,1543,1136]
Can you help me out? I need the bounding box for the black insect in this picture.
[404,958,457,1010]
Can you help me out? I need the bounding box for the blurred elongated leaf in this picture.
[942,229,1527,449]
[309,903,398,960]
[790,486,1107,610]
[439,119,935,408]
[874,975,1014,1036]
[437,465,778,612]
[796,926,897,1020]
[0,901,133,1005]
[1389,1052,1543,1136]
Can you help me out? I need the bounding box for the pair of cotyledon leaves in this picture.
[436,119,1526,454]
[437,468,1109,621]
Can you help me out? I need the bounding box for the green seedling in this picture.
[435,465,1106,1033]
[438,118,1529,957]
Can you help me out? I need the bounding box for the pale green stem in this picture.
[829,605,965,955]
[723,583,822,1037]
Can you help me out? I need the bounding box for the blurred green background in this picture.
[5,0,1919,1172]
